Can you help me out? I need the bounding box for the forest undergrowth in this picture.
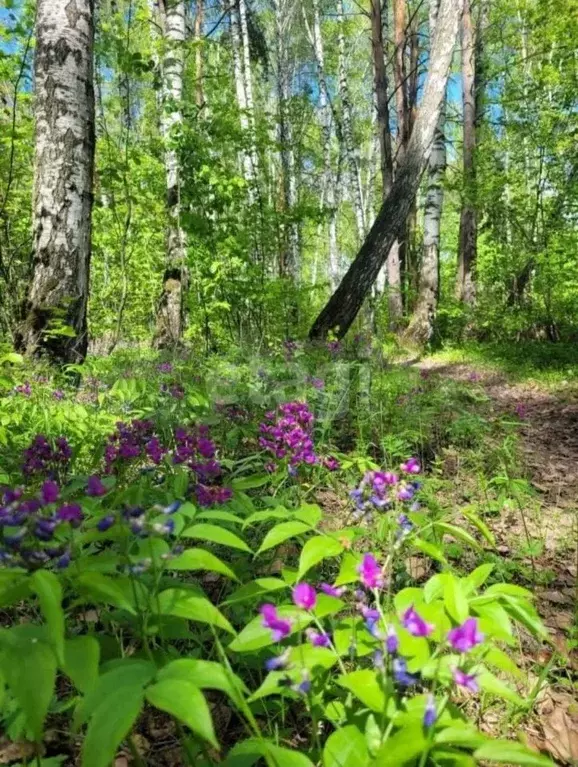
[0,340,576,767]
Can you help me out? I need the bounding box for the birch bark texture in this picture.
[309,0,462,340]
[456,0,477,304]
[17,0,95,364]
[406,0,447,344]
[154,0,187,348]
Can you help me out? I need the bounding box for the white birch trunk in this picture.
[17,0,95,364]
[238,0,259,181]
[337,0,365,242]
[154,0,187,348]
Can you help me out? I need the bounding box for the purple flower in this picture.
[97,514,116,532]
[323,456,340,472]
[453,667,479,692]
[308,377,325,390]
[515,403,527,419]
[402,606,434,637]
[53,390,65,401]
[56,503,83,525]
[393,657,418,686]
[373,649,385,669]
[157,362,173,373]
[423,695,437,728]
[261,604,292,642]
[400,457,421,475]
[397,485,415,502]
[292,583,317,611]
[57,551,71,569]
[320,583,346,598]
[265,649,291,671]
[397,514,413,537]
[86,474,107,497]
[386,625,399,654]
[40,480,59,505]
[358,554,384,589]
[306,629,331,647]
[447,618,484,653]
[373,471,398,487]
[362,606,382,637]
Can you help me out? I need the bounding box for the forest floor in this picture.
[417,354,578,763]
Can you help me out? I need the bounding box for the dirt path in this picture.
[419,359,578,763]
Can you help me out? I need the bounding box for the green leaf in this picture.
[462,509,496,547]
[473,741,553,766]
[434,725,489,748]
[334,552,362,586]
[166,548,238,580]
[484,583,533,599]
[370,723,427,765]
[443,574,469,623]
[0,630,57,741]
[463,564,494,594]
[243,508,292,528]
[294,503,323,526]
[31,570,65,663]
[181,523,252,552]
[483,646,523,679]
[323,725,369,767]
[82,686,144,767]
[232,474,270,490]
[223,739,315,767]
[146,679,217,747]
[500,596,548,639]
[298,536,343,579]
[224,577,287,605]
[156,588,235,634]
[434,522,482,551]
[157,658,247,705]
[256,520,311,555]
[64,637,100,694]
[413,537,448,564]
[477,669,526,707]
[74,660,156,728]
[76,572,136,614]
[229,607,311,652]
[337,670,386,712]
[195,510,244,525]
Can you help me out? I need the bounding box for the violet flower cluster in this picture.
[258,551,485,719]
[0,482,82,570]
[349,458,421,523]
[23,434,72,478]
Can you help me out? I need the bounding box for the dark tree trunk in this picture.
[370,0,393,196]
[16,0,95,364]
[309,0,462,341]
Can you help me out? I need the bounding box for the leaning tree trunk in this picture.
[405,0,447,345]
[154,0,187,349]
[337,0,365,242]
[309,0,462,341]
[16,0,95,364]
[455,0,477,304]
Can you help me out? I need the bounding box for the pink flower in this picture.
[357,554,384,589]
[320,583,346,598]
[292,583,317,611]
[402,605,434,637]
[453,667,479,692]
[400,457,420,474]
[447,618,484,653]
[260,604,292,642]
[86,474,107,497]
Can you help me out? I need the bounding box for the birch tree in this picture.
[309,0,462,340]
[406,0,447,344]
[337,0,365,242]
[455,0,477,304]
[153,0,187,348]
[17,0,95,364]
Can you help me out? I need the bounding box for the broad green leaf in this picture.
[473,741,553,766]
[157,658,247,705]
[76,573,136,614]
[434,725,489,748]
[434,522,482,551]
[414,537,448,564]
[443,574,469,623]
[484,583,533,599]
[64,636,100,694]
[229,607,312,652]
[82,686,144,767]
[32,570,65,663]
[145,679,217,746]
[156,589,235,634]
[256,520,311,554]
[74,660,156,729]
[478,669,526,707]
[462,510,496,547]
[243,508,292,528]
[223,739,315,767]
[500,596,548,639]
[483,646,523,679]
[323,725,369,767]
[181,523,252,552]
[0,574,31,607]
[195,510,244,525]
[0,630,56,740]
[472,602,514,644]
[232,474,270,490]
[166,548,238,580]
[337,670,386,712]
[294,503,323,527]
[298,535,343,579]
[370,723,427,765]
[334,552,362,586]
[463,564,494,594]
[224,577,287,605]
